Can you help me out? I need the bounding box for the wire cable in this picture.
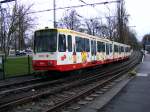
[27,0,120,14]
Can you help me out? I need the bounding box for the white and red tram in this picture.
[32,28,131,72]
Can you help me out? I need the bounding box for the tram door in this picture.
[91,40,96,61]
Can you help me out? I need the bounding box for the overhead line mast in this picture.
[53,0,56,28]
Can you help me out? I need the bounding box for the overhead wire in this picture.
[27,0,120,14]
[78,0,109,23]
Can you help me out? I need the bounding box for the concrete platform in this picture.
[99,54,150,112]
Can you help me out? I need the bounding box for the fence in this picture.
[0,55,5,80]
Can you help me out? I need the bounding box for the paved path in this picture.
[99,54,150,112]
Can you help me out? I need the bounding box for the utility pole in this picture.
[105,4,111,39]
[117,0,123,43]
[53,0,56,28]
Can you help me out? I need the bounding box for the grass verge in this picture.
[4,56,34,78]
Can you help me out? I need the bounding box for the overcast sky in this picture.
[125,0,150,41]
[2,0,150,41]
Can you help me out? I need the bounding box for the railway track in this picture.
[0,55,133,97]
[0,61,115,93]
[0,72,50,91]
[0,51,136,92]
[0,52,142,112]
[46,53,141,112]
[0,63,114,98]
[29,52,141,112]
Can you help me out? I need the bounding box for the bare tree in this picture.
[98,25,110,37]
[84,19,112,38]
[128,30,139,49]
[116,0,129,44]
[58,9,81,31]
[84,19,100,36]
[106,16,118,40]
[0,8,6,53]
[16,3,35,51]
[0,2,35,55]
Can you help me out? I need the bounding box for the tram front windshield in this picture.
[34,29,57,52]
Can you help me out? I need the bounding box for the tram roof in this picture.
[36,28,130,47]
[58,28,110,41]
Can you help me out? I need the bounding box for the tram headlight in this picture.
[48,61,52,65]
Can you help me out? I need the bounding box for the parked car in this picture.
[20,50,26,56]
[15,51,20,56]
[25,49,33,56]
[16,50,26,56]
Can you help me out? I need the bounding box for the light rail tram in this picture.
[32,28,131,72]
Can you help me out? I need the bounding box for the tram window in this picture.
[85,38,90,52]
[110,44,112,53]
[125,47,127,52]
[67,35,72,52]
[76,36,84,52]
[117,46,119,52]
[81,38,85,51]
[91,40,96,55]
[126,47,131,52]
[106,43,109,55]
[119,46,121,54]
[97,41,101,52]
[58,34,66,52]
[114,45,116,52]
[114,45,118,52]
[102,42,105,52]
[121,46,124,52]
[97,41,103,52]
[34,29,57,52]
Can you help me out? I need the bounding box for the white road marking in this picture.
[137,73,148,77]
